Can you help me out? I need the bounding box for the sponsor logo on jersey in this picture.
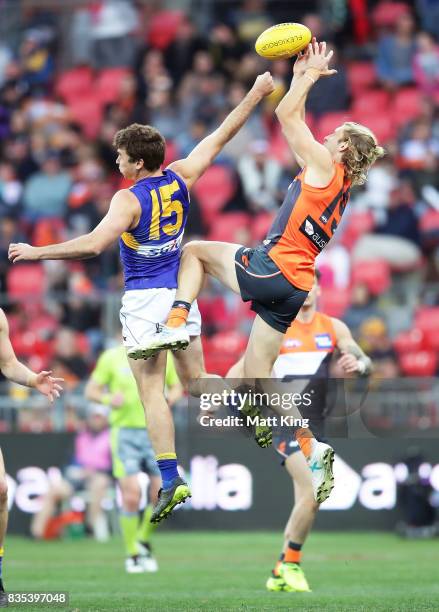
[315,333,332,349]
[135,234,183,258]
[299,215,330,252]
[284,338,302,348]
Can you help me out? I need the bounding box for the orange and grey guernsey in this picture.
[264,163,351,292]
[273,311,336,379]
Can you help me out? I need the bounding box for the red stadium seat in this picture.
[319,288,351,318]
[415,307,439,335]
[347,62,377,94]
[68,97,103,139]
[351,259,391,295]
[7,264,46,299]
[55,66,94,102]
[351,90,390,116]
[372,2,411,28]
[399,351,437,377]
[340,210,375,250]
[393,88,423,126]
[95,68,133,104]
[192,165,236,226]
[316,112,351,142]
[204,330,248,376]
[147,10,184,49]
[163,140,178,167]
[207,212,250,242]
[250,212,275,243]
[353,113,396,144]
[393,328,425,355]
[419,210,439,249]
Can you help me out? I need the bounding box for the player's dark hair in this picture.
[113,123,165,171]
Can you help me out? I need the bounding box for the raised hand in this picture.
[305,40,337,77]
[252,71,276,97]
[34,371,64,403]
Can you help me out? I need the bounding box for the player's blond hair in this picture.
[339,122,385,186]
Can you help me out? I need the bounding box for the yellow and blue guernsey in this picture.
[119,169,190,290]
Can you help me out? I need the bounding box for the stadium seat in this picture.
[393,328,425,355]
[7,264,46,299]
[340,210,375,250]
[372,2,411,28]
[95,68,133,104]
[419,210,439,249]
[207,212,249,242]
[192,165,236,226]
[204,330,247,376]
[394,88,423,126]
[319,288,351,318]
[55,66,94,102]
[316,112,351,142]
[353,113,396,144]
[250,212,274,243]
[351,259,391,295]
[351,90,390,116]
[415,307,439,336]
[399,351,437,377]
[147,10,184,49]
[347,62,377,94]
[68,97,103,139]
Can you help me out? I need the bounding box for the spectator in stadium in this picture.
[208,23,245,78]
[237,139,284,211]
[399,119,439,189]
[413,31,439,95]
[52,328,89,389]
[22,151,71,220]
[164,18,207,86]
[353,181,422,271]
[375,11,417,89]
[343,283,384,334]
[89,0,139,68]
[0,162,22,218]
[31,404,111,542]
[358,317,399,377]
[306,45,349,117]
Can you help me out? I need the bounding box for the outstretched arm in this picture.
[332,318,373,376]
[275,41,336,178]
[168,72,275,189]
[0,309,63,401]
[8,189,139,263]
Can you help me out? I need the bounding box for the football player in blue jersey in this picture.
[8,71,275,523]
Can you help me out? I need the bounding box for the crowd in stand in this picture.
[0,0,439,397]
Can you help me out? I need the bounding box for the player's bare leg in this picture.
[267,452,317,592]
[128,352,190,523]
[0,450,8,605]
[87,472,111,542]
[30,479,72,539]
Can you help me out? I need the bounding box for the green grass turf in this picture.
[3,531,439,611]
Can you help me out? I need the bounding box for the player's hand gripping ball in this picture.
[255,23,312,60]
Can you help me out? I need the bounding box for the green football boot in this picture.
[150,477,191,524]
[240,400,272,448]
[279,562,311,592]
[266,572,288,592]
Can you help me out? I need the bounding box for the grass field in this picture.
[3,531,439,611]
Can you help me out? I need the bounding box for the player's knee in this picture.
[0,479,7,508]
[121,486,141,512]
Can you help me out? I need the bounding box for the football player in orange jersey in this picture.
[129,40,384,503]
[228,272,372,592]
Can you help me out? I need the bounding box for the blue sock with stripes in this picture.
[156,455,179,490]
